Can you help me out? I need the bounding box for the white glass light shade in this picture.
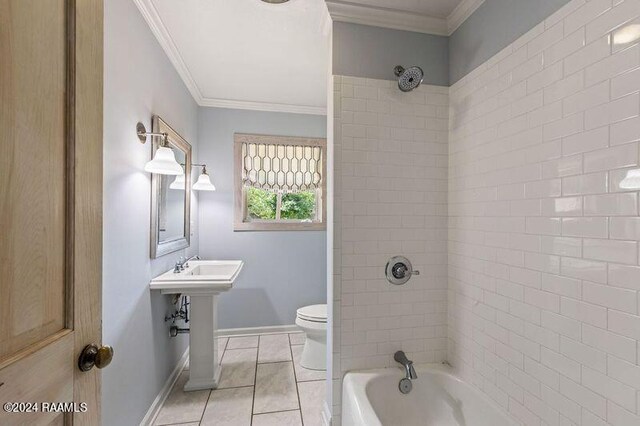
[620,169,640,190]
[144,146,184,175]
[169,173,186,190]
[193,171,216,191]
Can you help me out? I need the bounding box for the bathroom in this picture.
[2,0,640,425]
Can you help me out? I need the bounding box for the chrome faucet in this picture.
[173,259,184,273]
[395,351,417,380]
[173,255,200,273]
[183,254,200,268]
[394,351,417,394]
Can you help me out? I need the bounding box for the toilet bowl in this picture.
[295,304,327,370]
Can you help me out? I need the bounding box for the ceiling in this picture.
[343,0,463,18]
[134,0,483,115]
[325,0,484,35]
[134,0,331,115]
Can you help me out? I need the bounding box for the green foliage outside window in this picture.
[281,191,316,219]
[246,187,316,221]
[247,187,277,219]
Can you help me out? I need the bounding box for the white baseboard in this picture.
[139,347,189,426]
[216,324,299,337]
[322,400,332,426]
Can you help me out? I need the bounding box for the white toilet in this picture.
[295,304,327,370]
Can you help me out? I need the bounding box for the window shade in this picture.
[241,142,323,193]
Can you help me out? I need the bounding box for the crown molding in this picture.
[325,0,485,36]
[199,98,327,116]
[133,0,327,116]
[326,1,448,35]
[132,0,205,103]
[447,0,485,34]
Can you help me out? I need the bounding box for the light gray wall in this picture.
[331,1,575,85]
[103,0,200,424]
[198,108,327,329]
[449,0,572,83]
[333,22,449,86]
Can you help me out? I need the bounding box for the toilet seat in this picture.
[296,304,327,323]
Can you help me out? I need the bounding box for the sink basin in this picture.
[188,263,241,278]
[150,259,244,391]
[150,260,243,294]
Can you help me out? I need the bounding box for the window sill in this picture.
[234,221,326,232]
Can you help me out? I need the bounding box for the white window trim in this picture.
[234,133,327,232]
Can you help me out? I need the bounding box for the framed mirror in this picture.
[150,116,192,258]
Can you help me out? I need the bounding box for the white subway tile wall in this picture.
[449,1,640,425]
[332,77,449,423]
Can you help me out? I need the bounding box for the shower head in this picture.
[394,65,424,92]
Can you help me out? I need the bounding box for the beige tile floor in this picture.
[154,332,326,426]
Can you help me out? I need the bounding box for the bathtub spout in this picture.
[406,363,417,380]
[394,351,417,380]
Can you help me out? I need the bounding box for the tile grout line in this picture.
[215,384,258,391]
[160,422,205,426]
[197,389,213,426]
[225,347,259,350]
[257,360,295,365]
[197,337,228,426]
[252,408,301,416]
[249,335,261,426]
[288,335,305,426]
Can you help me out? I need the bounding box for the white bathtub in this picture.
[342,364,520,426]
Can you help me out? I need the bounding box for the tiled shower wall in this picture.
[332,76,449,422]
[449,0,640,425]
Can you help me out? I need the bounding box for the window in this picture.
[234,133,326,231]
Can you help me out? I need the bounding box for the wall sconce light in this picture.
[137,122,184,175]
[169,163,216,191]
[169,169,186,190]
[192,164,216,191]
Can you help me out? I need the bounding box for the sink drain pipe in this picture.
[167,294,190,337]
[169,325,190,337]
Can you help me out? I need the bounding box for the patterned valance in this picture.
[239,136,323,193]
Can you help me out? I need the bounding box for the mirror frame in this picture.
[150,115,192,258]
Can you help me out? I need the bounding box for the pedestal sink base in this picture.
[183,293,220,392]
[184,369,222,392]
[149,260,244,393]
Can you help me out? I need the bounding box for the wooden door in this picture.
[0,0,103,424]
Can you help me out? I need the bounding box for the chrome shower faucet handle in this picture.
[385,256,420,285]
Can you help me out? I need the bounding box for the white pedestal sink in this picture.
[150,260,243,391]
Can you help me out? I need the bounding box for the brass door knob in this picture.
[78,344,114,372]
